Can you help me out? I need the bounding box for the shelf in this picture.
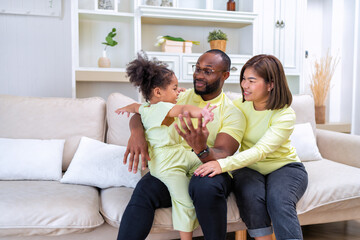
[76,68,128,82]
[78,9,134,21]
[139,6,257,28]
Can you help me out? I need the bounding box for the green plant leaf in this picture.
[207,29,228,42]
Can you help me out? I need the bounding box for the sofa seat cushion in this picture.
[100,187,242,233]
[297,159,360,222]
[0,181,104,237]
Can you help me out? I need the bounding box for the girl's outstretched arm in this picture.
[168,103,216,127]
[115,103,141,117]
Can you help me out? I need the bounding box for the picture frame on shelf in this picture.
[95,0,118,12]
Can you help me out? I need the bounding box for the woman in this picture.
[194,54,308,240]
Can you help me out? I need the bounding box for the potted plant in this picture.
[310,51,339,124]
[98,28,118,68]
[207,29,228,52]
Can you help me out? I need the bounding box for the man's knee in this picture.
[131,172,171,209]
[189,174,231,201]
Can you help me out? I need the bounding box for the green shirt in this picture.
[218,98,300,175]
[176,89,246,149]
[139,102,180,149]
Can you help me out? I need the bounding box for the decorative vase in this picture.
[315,105,326,124]
[209,40,227,52]
[98,50,111,68]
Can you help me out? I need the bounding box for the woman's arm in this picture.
[195,109,295,177]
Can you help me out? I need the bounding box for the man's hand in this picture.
[174,112,209,154]
[123,114,150,173]
[194,161,222,177]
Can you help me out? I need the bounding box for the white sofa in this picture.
[0,93,360,240]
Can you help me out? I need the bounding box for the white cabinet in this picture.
[260,0,305,75]
[72,0,305,99]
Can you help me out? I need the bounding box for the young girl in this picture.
[115,54,216,240]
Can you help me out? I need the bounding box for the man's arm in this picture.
[124,114,150,173]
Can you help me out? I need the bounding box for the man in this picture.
[117,49,246,240]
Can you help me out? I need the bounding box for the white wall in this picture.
[303,0,355,125]
[352,0,360,135]
[0,1,72,97]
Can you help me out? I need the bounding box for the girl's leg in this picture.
[180,231,193,240]
[232,167,273,238]
[154,169,199,232]
[266,162,308,240]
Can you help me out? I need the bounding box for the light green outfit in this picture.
[139,101,202,232]
[218,98,300,175]
[139,89,246,232]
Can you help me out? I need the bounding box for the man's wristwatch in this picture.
[192,146,210,159]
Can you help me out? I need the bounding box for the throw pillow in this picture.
[290,122,323,161]
[0,138,65,180]
[61,137,141,189]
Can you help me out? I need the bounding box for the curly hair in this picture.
[126,52,174,102]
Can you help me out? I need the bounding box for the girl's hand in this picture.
[178,87,186,93]
[115,103,139,117]
[115,107,131,117]
[201,103,217,127]
[194,161,222,177]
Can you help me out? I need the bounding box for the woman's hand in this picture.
[194,161,222,177]
[201,103,217,127]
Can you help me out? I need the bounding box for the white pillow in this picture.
[290,122,323,161]
[0,138,65,180]
[61,137,141,189]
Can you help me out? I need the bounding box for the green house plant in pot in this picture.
[98,28,118,68]
[207,29,228,52]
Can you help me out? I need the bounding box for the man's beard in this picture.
[194,78,221,95]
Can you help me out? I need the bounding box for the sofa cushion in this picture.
[290,123,322,161]
[61,137,141,189]
[0,95,106,171]
[100,187,242,232]
[0,138,65,180]
[297,159,360,216]
[290,94,316,134]
[0,181,104,236]
[106,93,137,146]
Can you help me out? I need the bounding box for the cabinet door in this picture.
[261,0,303,74]
[279,0,300,74]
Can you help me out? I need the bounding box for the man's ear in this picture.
[222,71,230,81]
[153,87,161,98]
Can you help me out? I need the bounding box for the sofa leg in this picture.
[235,230,247,240]
[271,232,276,240]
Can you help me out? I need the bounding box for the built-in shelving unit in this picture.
[72,0,305,100]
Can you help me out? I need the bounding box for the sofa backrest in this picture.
[0,95,106,171]
[106,93,137,146]
[106,92,317,147]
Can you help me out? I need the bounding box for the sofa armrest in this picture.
[316,129,360,168]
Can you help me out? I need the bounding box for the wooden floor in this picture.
[190,220,360,240]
